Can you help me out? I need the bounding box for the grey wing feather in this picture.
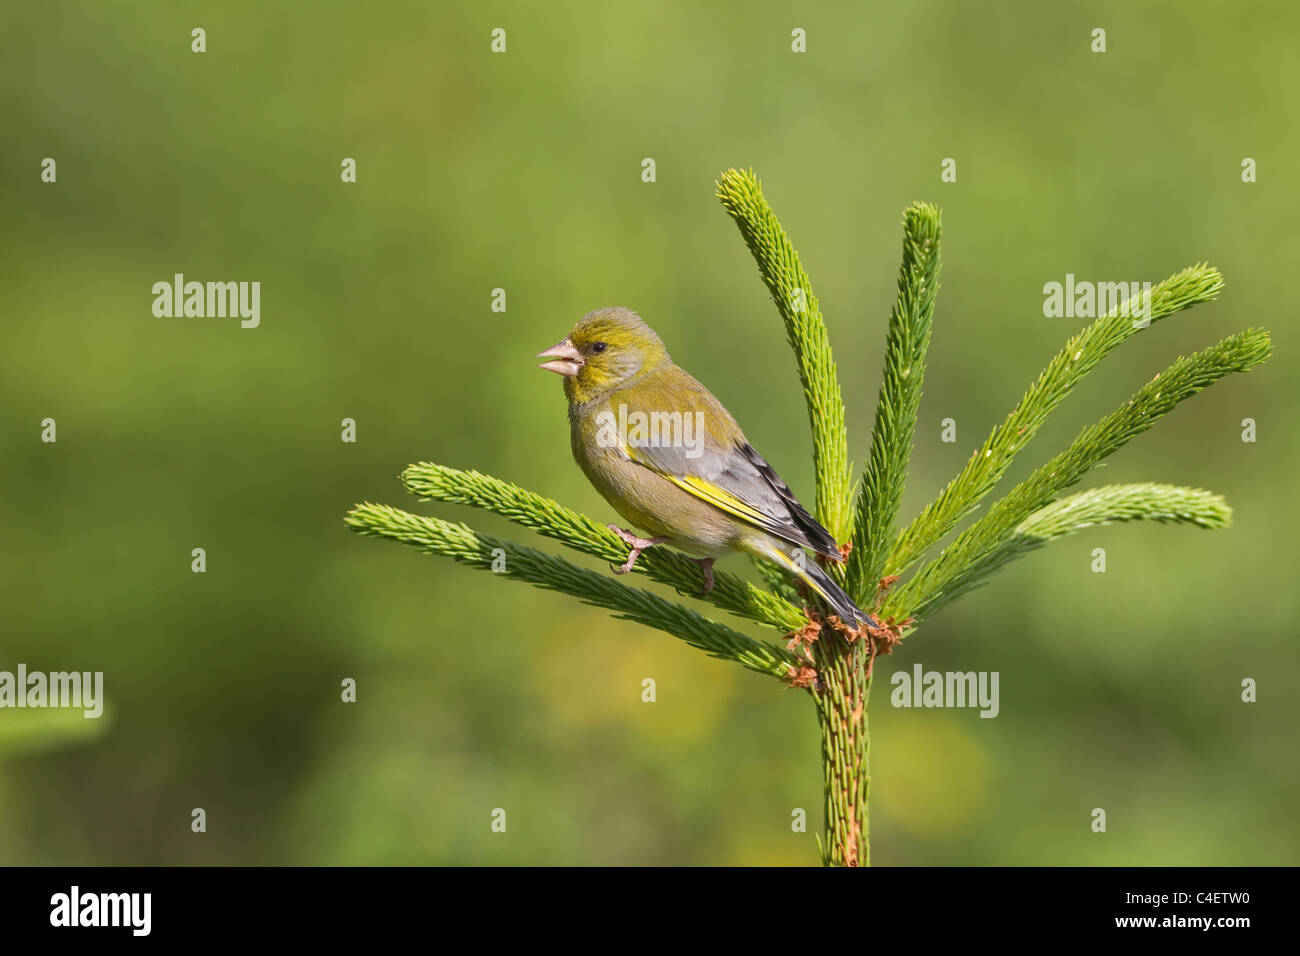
[609,368,842,558]
[632,435,842,559]
[734,443,841,558]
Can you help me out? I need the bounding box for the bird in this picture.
[537,307,879,630]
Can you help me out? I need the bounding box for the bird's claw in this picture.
[607,525,668,574]
[687,556,716,594]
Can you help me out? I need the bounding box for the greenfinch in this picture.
[538,307,878,629]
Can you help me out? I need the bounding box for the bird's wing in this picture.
[609,368,842,559]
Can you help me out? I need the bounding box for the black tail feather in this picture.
[799,559,880,630]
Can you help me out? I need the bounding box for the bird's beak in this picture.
[537,338,584,377]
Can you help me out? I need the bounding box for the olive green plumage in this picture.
[538,307,876,628]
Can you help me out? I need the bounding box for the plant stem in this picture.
[815,631,871,866]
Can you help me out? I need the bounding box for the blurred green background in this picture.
[2,1,1296,865]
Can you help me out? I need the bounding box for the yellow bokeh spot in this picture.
[531,607,735,742]
[874,716,989,836]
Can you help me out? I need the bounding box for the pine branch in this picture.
[886,264,1224,578]
[1018,483,1231,536]
[0,704,108,758]
[846,203,942,602]
[814,634,870,866]
[401,462,808,633]
[914,483,1231,617]
[716,168,852,541]
[885,329,1271,622]
[344,503,801,679]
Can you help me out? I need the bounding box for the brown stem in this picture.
[814,628,871,866]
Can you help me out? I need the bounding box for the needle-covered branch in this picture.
[401,462,808,633]
[914,483,1232,617]
[887,264,1224,578]
[345,503,802,679]
[885,329,1271,622]
[716,168,853,541]
[847,203,942,603]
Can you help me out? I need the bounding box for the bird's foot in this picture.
[687,556,716,594]
[607,525,669,574]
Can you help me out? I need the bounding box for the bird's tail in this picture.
[749,540,880,630]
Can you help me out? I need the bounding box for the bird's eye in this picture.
[591,342,607,353]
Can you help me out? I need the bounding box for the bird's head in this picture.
[537,307,670,403]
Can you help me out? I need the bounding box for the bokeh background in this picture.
[1,1,1296,865]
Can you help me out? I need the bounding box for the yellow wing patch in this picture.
[664,474,773,530]
[619,431,792,540]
